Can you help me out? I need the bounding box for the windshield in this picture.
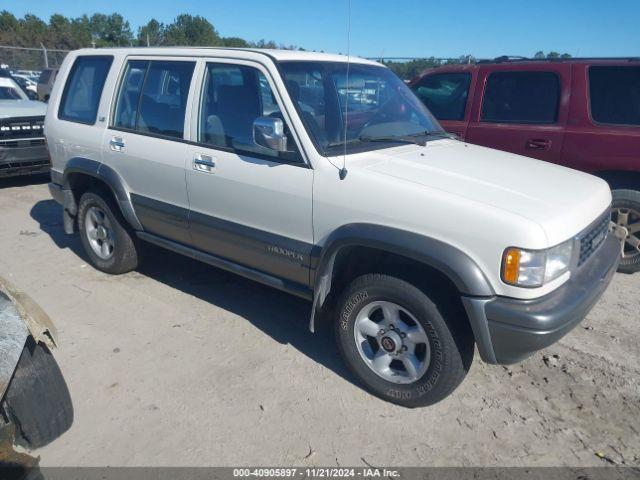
[0,78,27,100]
[280,61,445,155]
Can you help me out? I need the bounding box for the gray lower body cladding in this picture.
[0,142,49,178]
[464,234,620,364]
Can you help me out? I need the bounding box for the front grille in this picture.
[0,116,45,141]
[0,159,49,170]
[577,211,610,267]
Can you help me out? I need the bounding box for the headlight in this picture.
[502,239,574,287]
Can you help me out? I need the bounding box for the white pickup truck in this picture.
[45,48,620,407]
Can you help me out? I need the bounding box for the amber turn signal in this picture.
[502,248,521,285]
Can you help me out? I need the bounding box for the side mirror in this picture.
[253,116,287,152]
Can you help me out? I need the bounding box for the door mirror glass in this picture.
[253,116,287,152]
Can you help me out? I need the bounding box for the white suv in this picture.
[45,48,620,407]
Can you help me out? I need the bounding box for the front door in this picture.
[466,64,570,163]
[185,59,314,287]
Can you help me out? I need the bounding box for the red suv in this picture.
[410,57,640,273]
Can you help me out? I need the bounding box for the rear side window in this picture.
[412,73,471,121]
[589,66,640,126]
[113,60,195,139]
[59,56,113,124]
[481,71,560,124]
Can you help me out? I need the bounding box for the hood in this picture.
[359,140,611,245]
[0,100,47,119]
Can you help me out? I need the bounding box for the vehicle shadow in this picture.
[30,199,355,387]
[0,174,49,190]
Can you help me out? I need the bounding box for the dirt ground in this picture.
[0,176,638,467]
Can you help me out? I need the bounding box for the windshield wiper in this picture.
[358,134,427,147]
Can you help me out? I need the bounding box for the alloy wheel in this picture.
[353,300,431,384]
[85,206,115,260]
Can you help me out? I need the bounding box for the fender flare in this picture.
[60,157,143,232]
[309,223,494,331]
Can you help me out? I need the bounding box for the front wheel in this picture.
[612,189,640,274]
[335,274,473,408]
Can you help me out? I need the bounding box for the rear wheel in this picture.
[612,189,640,274]
[335,274,473,407]
[77,190,140,274]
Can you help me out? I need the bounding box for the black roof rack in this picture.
[476,56,640,64]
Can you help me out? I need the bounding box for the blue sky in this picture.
[3,0,639,58]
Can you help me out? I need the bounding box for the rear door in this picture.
[411,69,475,138]
[102,57,197,244]
[466,63,571,163]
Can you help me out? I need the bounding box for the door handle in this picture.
[526,138,551,150]
[109,136,125,152]
[193,154,216,173]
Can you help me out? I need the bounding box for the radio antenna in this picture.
[339,0,351,180]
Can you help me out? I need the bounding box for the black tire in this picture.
[2,338,73,449]
[78,189,140,274]
[612,189,640,274]
[335,274,473,408]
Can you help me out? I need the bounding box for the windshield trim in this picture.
[278,60,445,158]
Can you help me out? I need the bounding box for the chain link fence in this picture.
[0,45,70,73]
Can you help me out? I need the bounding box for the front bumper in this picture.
[463,234,620,365]
[0,142,50,178]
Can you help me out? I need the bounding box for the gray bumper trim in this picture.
[464,234,620,365]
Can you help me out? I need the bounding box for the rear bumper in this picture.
[0,143,49,178]
[464,234,620,364]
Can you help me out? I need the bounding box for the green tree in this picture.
[90,13,133,47]
[137,19,164,46]
[164,14,220,46]
[534,50,546,59]
[222,36,249,48]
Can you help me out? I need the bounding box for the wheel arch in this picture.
[309,223,494,332]
[61,157,142,232]
[592,170,640,191]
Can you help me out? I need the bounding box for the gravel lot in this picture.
[1,176,639,467]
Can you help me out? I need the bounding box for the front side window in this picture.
[59,56,113,124]
[481,71,560,124]
[412,73,471,121]
[280,61,444,155]
[112,60,195,139]
[589,66,640,126]
[198,63,297,159]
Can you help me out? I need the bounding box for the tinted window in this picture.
[113,60,148,130]
[136,61,195,138]
[59,56,113,124]
[113,60,195,138]
[199,63,294,158]
[589,66,640,126]
[412,73,471,120]
[38,69,52,84]
[481,71,560,124]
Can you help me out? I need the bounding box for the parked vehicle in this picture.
[409,57,640,273]
[0,71,49,179]
[36,68,58,102]
[46,48,619,407]
[11,74,38,98]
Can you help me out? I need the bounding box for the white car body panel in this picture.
[45,47,613,302]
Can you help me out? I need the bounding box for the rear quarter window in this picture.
[481,71,560,124]
[589,66,640,126]
[58,56,113,125]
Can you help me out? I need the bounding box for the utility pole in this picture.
[147,33,150,47]
[40,43,48,68]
